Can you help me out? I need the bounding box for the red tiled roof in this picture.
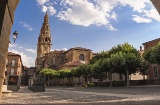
[63,61,83,67]
[8,52,23,67]
[65,47,92,53]
[142,38,160,45]
[8,52,20,56]
[49,50,65,54]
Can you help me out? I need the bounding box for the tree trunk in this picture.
[106,72,108,83]
[79,76,80,83]
[48,77,49,86]
[87,75,89,84]
[52,78,53,87]
[143,75,145,80]
[98,74,99,87]
[68,77,70,86]
[63,78,64,86]
[110,72,112,87]
[126,69,130,87]
[72,77,74,86]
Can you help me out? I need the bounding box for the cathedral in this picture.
[35,13,96,70]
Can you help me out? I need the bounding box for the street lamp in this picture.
[9,31,18,45]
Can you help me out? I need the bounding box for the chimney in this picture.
[140,46,142,51]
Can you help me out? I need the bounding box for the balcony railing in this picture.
[9,63,19,67]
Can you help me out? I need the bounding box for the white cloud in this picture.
[42,6,48,12]
[132,15,152,23]
[144,9,160,21]
[26,49,36,54]
[118,0,149,12]
[110,12,117,21]
[62,48,67,51]
[9,44,17,48]
[47,6,56,16]
[20,22,33,31]
[107,24,118,31]
[37,0,56,16]
[18,46,22,49]
[8,49,35,67]
[57,0,111,27]
[37,0,49,5]
[36,0,158,30]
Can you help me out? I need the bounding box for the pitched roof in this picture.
[65,47,92,53]
[8,52,23,67]
[142,38,160,45]
[8,52,20,56]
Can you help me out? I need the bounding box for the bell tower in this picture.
[36,12,52,67]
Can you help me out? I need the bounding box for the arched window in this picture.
[45,37,48,42]
[79,54,85,61]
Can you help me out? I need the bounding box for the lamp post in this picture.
[9,31,18,45]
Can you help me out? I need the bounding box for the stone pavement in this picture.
[0,86,160,105]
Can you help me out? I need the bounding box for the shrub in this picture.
[82,83,87,87]
[87,83,94,87]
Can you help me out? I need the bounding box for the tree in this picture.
[58,70,65,85]
[80,64,92,84]
[91,59,104,87]
[101,58,111,84]
[108,48,141,87]
[71,67,83,83]
[63,69,72,86]
[138,60,149,80]
[143,44,160,64]
[90,51,109,64]
[39,68,57,86]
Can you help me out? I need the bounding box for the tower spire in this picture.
[44,11,48,23]
[37,13,52,60]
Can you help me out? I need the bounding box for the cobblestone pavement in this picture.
[0,86,160,105]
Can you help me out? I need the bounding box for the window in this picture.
[153,66,159,77]
[79,54,85,61]
[11,60,16,66]
[45,37,48,42]
[11,68,15,75]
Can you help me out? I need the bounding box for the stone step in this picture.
[2,85,12,97]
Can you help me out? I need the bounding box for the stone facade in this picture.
[37,47,95,70]
[142,38,160,79]
[36,12,52,69]
[0,0,20,95]
[151,0,160,14]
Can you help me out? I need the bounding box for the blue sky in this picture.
[9,0,160,67]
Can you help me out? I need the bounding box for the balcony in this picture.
[9,63,19,67]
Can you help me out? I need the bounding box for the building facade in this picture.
[142,38,160,79]
[35,13,96,70]
[0,0,20,94]
[4,52,23,85]
[21,67,36,86]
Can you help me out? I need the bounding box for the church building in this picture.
[35,13,96,70]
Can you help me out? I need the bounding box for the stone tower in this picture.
[36,12,52,68]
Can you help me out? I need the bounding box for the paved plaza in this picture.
[0,86,160,105]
